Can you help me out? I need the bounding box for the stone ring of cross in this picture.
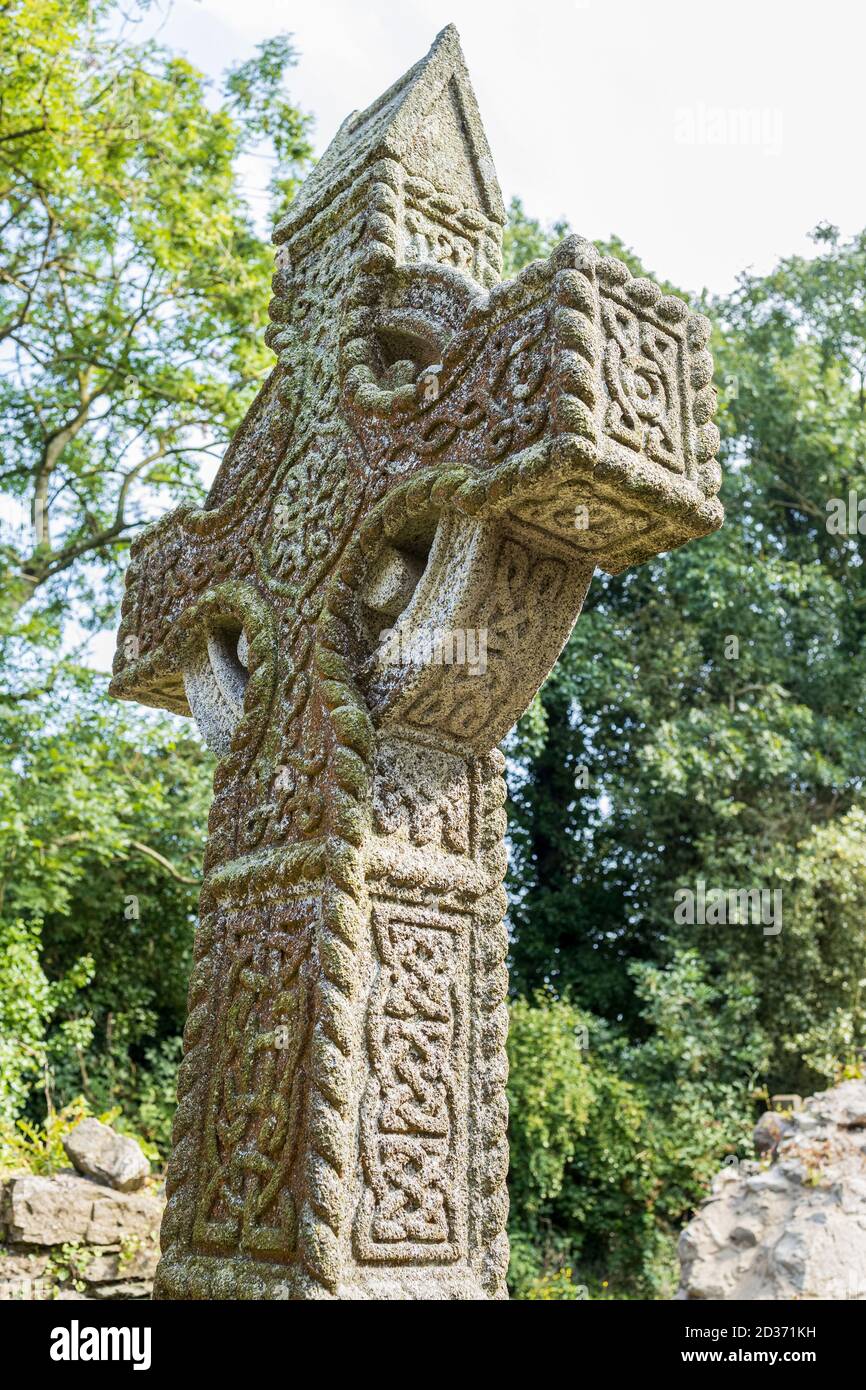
[183,626,250,758]
[110,25,722,1301]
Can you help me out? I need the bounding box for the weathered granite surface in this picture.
[110,25,722,1300]
[677,1079,866,1300]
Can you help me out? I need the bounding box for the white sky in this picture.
[156,0,866,296]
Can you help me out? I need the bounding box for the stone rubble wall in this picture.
[677,1078,866,1300]
[0,1171,163,1300]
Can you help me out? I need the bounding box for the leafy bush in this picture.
[507,956,762,1298]
[0,1096,156,1176]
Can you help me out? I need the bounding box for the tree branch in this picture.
[127,840,201,885]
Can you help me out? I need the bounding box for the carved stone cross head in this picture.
[111,24,722,1300]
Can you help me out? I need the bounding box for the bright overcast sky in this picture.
[155,0,866,297]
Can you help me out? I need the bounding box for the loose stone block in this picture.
[63,1117,150,1192]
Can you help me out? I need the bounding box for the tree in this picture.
[0,0,308,1149]
[0,0,312,639]
[0,675,214,1144]
[503,213,866,1293]
[4,18,865,1296]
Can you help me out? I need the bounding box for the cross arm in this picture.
[344,235,722,577]
[334,236,723,753]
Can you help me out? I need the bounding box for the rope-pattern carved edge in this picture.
[155,582,278,1284]
[293,461,510,1297]
[469,756,510,1298]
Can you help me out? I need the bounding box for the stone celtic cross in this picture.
[111,25,722,1300]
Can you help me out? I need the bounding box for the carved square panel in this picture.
[599,293,688,474]
[354,903,469,1265]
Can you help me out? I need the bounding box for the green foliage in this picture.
[522,1266,589,1300]
[765,809,866,1083]
[0,0,312,638]
[507,960,762,1298]
[502,195,683,294]
[502,197,571,277]
[225,35,312,206]
[507,994,594,1217]
[0,0,280,1160]
[0,1095,155,1175]
[506,214,866,1293]
[0,918,93,1123]
[0,675,213,1150]
[45,1243,90,1295]
[2,11,864,1304]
